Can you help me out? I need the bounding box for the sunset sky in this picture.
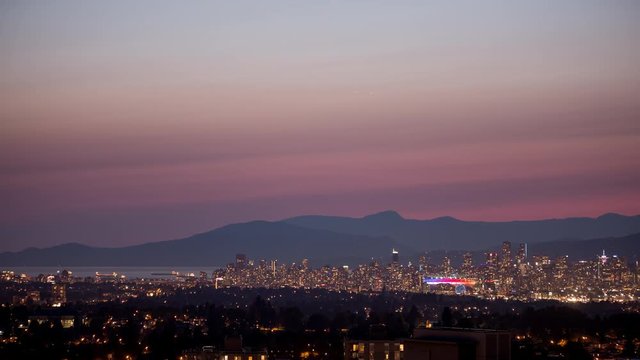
[1,1,639,251]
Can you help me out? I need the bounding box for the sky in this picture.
[1,0,640,251]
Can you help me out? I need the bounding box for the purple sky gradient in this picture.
[1,1,640,251]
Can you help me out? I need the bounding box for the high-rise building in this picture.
[392,249,399,264]
[442,256,452,276]
[461,252,474,277]
[418,254,428,271]
[597,250,609,280]
[516,243,527,265]
[500,241,512,272]
[486,252,498,268]
[485,252,498,282]
[553,255,569,287]
[236,253,247,269]
[609,255,626,287]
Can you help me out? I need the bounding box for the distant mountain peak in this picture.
[363,210,404,221]
[49,242,92,250]
[597,212,624,220]
[4,212,640,266]
[430,215,460,222]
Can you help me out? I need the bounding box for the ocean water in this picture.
[3,266,222,279]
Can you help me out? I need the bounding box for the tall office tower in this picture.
[301,258,310,270]
[500,241,512,272]
[235,253,247,269]
[597,250,608,280]
[270,260,277,276]
[51,283,67,305]
[610,255,626,287]
[532,255,551,267]
[461,252,474,276]
[418,254,428,271]
[485,252,498,280]
[598,253,618,287]
[552,255,569,288]
[392,249,399,265]
[516,243,527,265]
[442,256,452,276]
[486,252,498,268]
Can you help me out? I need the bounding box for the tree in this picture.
[563,341,592,360]
[441,307,453,327]
[278,307,304,333]
[307,313,330,332]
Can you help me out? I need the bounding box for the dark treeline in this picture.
[0,288,639,359]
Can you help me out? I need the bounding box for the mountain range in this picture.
[1,211,639,266]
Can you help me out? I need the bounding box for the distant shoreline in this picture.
[2,266,222,279]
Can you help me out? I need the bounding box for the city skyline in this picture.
[2,224,638,359]
[2,2,640,359]
[3,241,638,300]
[2,1,640,251]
